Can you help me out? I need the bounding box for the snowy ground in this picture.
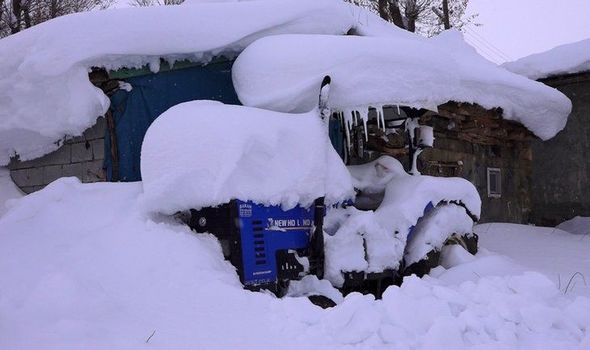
[476,223,590,298]
[0,167,23,217]
[1,179,589,349]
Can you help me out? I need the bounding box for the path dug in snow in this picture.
[0,179,589,349]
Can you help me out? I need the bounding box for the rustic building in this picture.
[2,1,571,226]
[349,103,535,223]
[503,38,590,226]
[529,71,590,225]
[8,63,562,225]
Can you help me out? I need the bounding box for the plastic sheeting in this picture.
[105,60,240,181]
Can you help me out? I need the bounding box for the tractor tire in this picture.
[308,295,337,309]
[402,203,477,278]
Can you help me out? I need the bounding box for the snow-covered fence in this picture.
[8,118,106,193]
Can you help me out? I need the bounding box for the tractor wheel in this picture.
[402,203,477,278]
[308,295,337,309]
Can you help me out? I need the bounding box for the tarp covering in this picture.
[105,61,239,181]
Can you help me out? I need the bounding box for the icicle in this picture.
[359,107,369,142]
[410,149,423,175]
[342,109,353,152]
[396,104,401,116]
[378,105,386,132]
[376,107,381,130]
[345,116,352,151]
[148,57,161,73]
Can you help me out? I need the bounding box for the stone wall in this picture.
[421,129,533,224]
[530,73,590,226]
[8,109,535,225]
[9,118,106,193]
[355,110,534,224]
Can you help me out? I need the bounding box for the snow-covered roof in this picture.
[233,31,572,140]
[503,38,590,80]
[0,0,573,166]
[140,101,354,213]
[0,0,360,165]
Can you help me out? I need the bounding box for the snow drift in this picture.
[503,38,590,80]
[233,32,571,140]
[1,178,590,349]
[557,216,590,236]
[0,167,23,217]
[140,101,354,214]
[0,0,358,165]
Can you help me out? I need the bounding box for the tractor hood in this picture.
[232,32,572,141]
[140,101,354,214]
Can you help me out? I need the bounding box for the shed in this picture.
[504,38,590,225]
[0,0,572,224]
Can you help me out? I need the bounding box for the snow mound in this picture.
[0,0,360,165]
[503,38,590,79]
[1,179,590,349]
[0,167,23,217]
[233,31,572,140]
[557,216,590,236]
[140,101,354,214]
[375,172,481,226]
[347,156,407,194]
[477,223,590,298]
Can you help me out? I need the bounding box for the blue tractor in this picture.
[181,76,479,299]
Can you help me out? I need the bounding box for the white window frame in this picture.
[487,167,501,198]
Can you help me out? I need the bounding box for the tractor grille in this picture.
[252,220,267,265]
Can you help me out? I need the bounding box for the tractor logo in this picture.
[266,218,312,231]
[239,203,252,217]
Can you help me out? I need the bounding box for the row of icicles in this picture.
[332,105,405,150]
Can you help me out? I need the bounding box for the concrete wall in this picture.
[530,74,590,226]
[9,117,106,193]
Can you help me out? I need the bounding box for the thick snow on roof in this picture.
[0,0,359,165]
[140,101,354,213]
[503,38,590,80]
[233,31,572,140]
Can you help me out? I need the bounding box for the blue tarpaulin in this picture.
[104,60,346,182]
[105,60,240,181]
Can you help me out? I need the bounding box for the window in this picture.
[487,168,501,198]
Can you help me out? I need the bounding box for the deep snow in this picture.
[232,31,571,140]
[0,0,357,165]
[503,38,590,79]
[1,178,589,349]
[0,0,573,166]
[476,223,590,298]
[0,167,23,217]
[140,101,354,213]
[557,216,590,237]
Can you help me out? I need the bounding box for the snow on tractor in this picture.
[141,76,481,301]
